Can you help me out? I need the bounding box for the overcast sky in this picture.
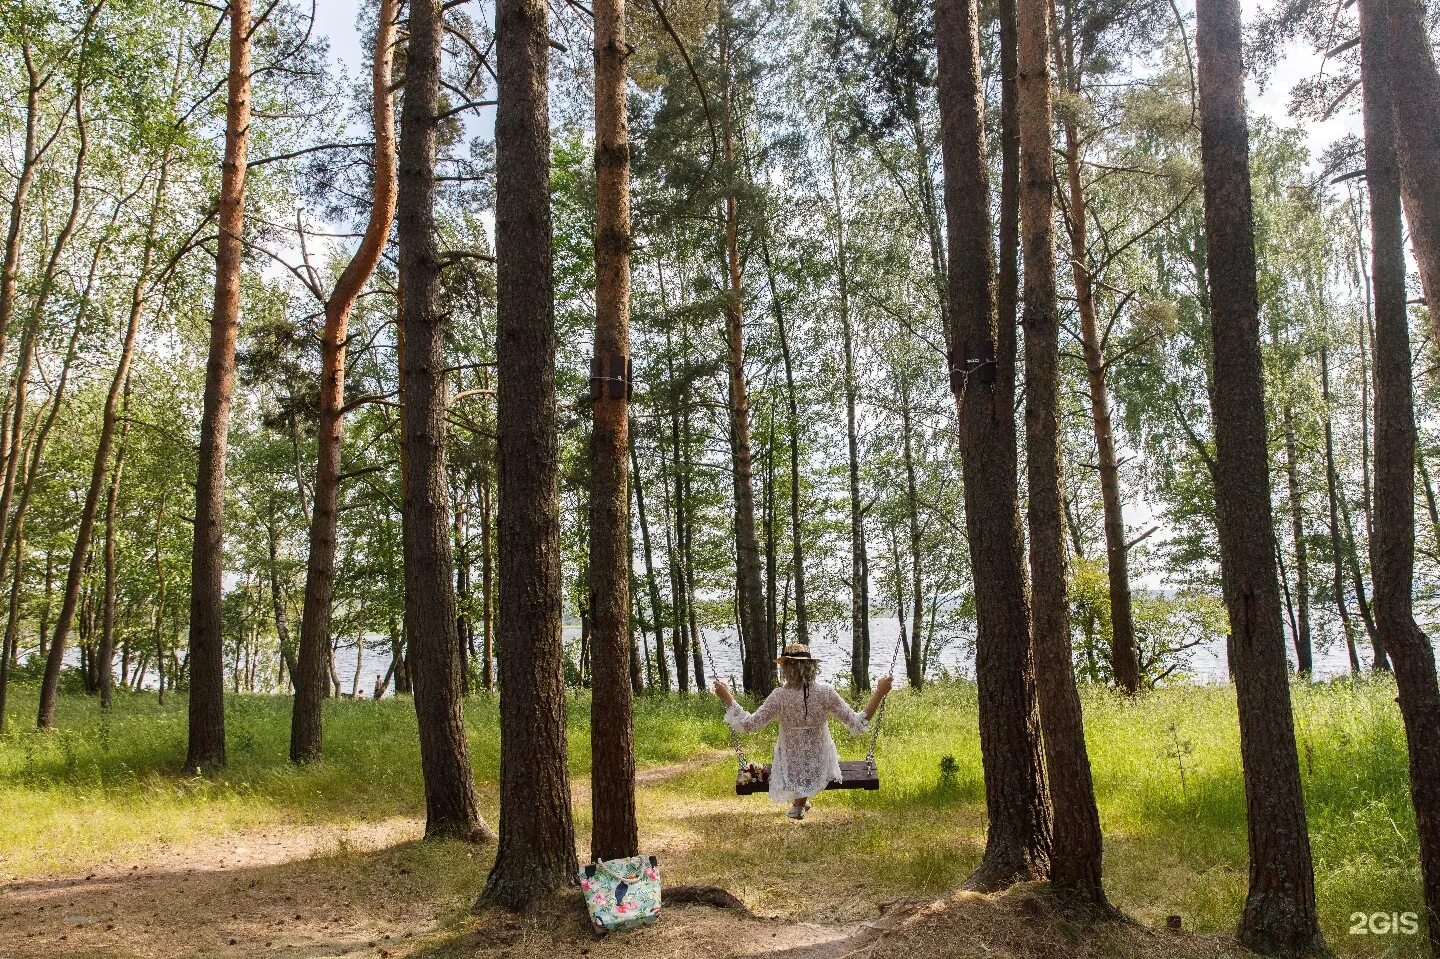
[309,0,1355,161]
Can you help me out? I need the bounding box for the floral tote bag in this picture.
[579,855,661,932]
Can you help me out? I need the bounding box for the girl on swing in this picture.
[713,644,894,819]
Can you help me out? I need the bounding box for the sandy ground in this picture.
[0,757,1255,959]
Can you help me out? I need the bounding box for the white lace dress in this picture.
[724,681,870,804]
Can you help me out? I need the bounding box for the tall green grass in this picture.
[0,678,1422,956]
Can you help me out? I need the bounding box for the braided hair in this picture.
[780,657,821,720]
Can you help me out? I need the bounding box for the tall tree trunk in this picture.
[1052,17,1138,691]
[1381,0,1440,326]
[1195,0,1322,950]
[1359,1,1440,948]
[184,0,254,767]
[997,0,1019,366]
[39,96,171,731]
[900,388,924,689]
[935,0,1051,892]
[831,147,870,692]
[763,410,779,658]
[266,500,298,689]
[292,0,399,763]
[631,436,669,690]
[665,342,694,691]
[662,442,690,693]
[395,0,489,842]
[681,390,705,690]
[719,17,769,696]
[589,0,638,861]
[480,0,576,904]
[1019,0,1105,905]
[99,381,130,709]
[763,237,808,648]
[1356,311,1389,672]
[153,498,168,705]
[1280,399,1312,675]
[479,473,495,691]
[0,178,99,731]
[0,86,89,573]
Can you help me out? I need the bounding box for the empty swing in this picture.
[703,631,903,796]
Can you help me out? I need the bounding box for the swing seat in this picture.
[734,759,880,795]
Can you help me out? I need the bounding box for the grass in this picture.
[0,678,1424,957]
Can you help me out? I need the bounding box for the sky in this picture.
[310,0,1358,159]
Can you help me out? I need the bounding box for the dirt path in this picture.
[0,754,1253,959]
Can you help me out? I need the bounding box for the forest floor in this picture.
[0,680,1424,957]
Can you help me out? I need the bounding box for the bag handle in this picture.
[593,856,656,883]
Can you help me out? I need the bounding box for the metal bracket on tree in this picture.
[946,340,997,394]
[589,349,633,401]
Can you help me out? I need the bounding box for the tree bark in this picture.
[479,473,495,691]
[830,147,870,692]
[1195,0,1323,950]
[764,238,808,648]
[719,14,770,696]
[1019,0,1106,905]
[631,435,669,690]
[99,381,130,709]
[1359,0,1440,948]
[480,0,576,905]
[1381,0,1440,328]
[589,0,638,861]
[266,500,298,690]
[935,0,1051,892]
[184,0,253,768]
[1051,13,1139,692]
[395,0,490,842]
[900,388,924,689]
[291,0,399,764]
[1280,399,1312,675]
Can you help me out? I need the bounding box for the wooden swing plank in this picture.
[734,760,879,795]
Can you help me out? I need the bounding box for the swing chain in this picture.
[866,627,906,765]
[700,630,751,772]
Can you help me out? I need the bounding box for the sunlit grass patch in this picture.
[0,677,1424,957]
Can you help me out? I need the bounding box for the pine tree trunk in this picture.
[480,0,576,904]
[1356,312,1389,671]
[480,473,495,691]
[588,0,638,861]
[935,0,1051,892]
[1359,0,1440,947]
[292,0,399,763]
[1050,9,1139,691]
[1195,0,1322,949]
[1381,0,1440,328]
[184,0,253,768]
[1019,0,1105,905]
[395,0,489,843]
[770,257,808,648]
[720,17,769,696]
[831,148,869,692]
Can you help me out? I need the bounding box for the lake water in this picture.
[314,614,1374,696]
